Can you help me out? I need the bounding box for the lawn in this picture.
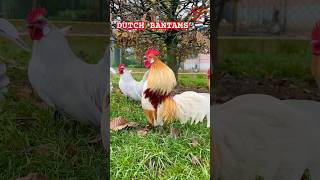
[219,38,311,81]
[0,35,107,179]
[110,73,210,179]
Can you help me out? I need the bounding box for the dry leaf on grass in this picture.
[191,137,199,147]
[137,128,148,136]
[16,173,48,180]
[35,144,52,156]
[15,118,37,128]
[110,116,139,131]
[170,127,179,138]
[64,144,77,157]
[191,155,201,165]
[137,125,152,136]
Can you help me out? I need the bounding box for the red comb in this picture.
[312,21,320,55]
[27,7,47,23]
[144,48,160,57]
[312,21,320,41]
[207,68,210,79]
[118,63,125,69]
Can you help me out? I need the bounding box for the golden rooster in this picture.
[141,48,210,127]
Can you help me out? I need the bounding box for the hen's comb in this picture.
[207,69,210,79]
[118,63,125,69]
[144,48,160,57]
[27,7,47,24]
[312,21,320,41]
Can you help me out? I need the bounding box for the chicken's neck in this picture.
[31,24,77,63]
[146,58,176,95]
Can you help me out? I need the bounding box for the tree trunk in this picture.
[120,48,125,64]
[165,36,179,86]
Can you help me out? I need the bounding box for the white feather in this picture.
[119,69,148,101]
[141,80,155,110]
[173,91,210,127]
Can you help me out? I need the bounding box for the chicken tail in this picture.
[173,91,210,127]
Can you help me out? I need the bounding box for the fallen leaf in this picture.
[64,144,77,157]
[137,125,152,136]
[137,128,148,136]
[16,87,33,101]
[191,137,199,147]
[170,127,179,138]
[16,173,48,180]
[126,121,139,128]
[191,155,201,165]
[35,144,51,156]
[110,116,139,131]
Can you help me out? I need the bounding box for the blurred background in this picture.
[215,0,320,104]
[0,0,106,21]
[221,0,320,36]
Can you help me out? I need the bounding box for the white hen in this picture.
[118,64,148,101]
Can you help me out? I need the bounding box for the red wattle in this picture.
[29,28,43,40]
[144,60,151,68]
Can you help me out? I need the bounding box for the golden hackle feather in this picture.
[158,97,178,124]
[147,58,176,95]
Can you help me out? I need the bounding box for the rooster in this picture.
[26,8,107,125]
[142,49,210,127]
[118,63,148,101]
[0,18,29,99]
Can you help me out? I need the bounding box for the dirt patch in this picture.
[214,73,320,104]
[173,86,209,95]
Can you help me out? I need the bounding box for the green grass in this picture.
[110,74,210,179]
[0,36,107,179]
[219,39,312,82]
[115,72,208,89]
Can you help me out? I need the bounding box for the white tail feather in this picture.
[173,91,210,127]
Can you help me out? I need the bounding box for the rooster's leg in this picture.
[143,109,156,126]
